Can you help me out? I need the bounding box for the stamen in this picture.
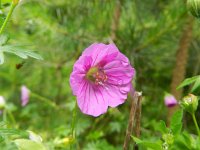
[86,67,108,86]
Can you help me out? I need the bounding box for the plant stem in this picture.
[7,109,16,126]
[192,113,200,137]
[3,109,7,124]
[71,101,77,138]
[123,92,140,150]
[31,92,57,108]
[70,101,77,150]
[0,2,17,35]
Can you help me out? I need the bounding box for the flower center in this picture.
[86,67,107,85]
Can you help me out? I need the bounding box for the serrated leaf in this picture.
[24,51,43,60]
[14,139,46,150]
[171,123,182,135]
[141,141,162,150]
[177,76,199,89]
[156,120,168,134]
[0,35,9,46]
[170,109,183,135]
[0,51,4,64]
[131,136,142,143]
[9,50,28,59]
[131,136,162,150]
[0,45,43,60]
[191,77,200,92]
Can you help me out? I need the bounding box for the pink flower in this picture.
[164,95,177,107]
[70,43,135,117]
[21,85,30,106]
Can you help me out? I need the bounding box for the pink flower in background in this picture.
[21,85,30,106]
[164,95,177,107]
[70,43,135,117]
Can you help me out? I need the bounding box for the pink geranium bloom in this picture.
[70,43,135,117]
[164,95,177,107]
[21,85,30,106]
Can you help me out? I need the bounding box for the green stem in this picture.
[70,101,78,149]
[7,109,16,126]
[71,101,77,137]
[192,113,200,137]
[3,109,7,124]
[0,2,17,35]
[31,92,57,109]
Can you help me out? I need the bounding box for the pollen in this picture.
[94,70,107,85]
[86,67,107,85]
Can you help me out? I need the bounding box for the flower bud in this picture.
[181,94,198,114]
[21,85,30,107]
[164,94,178,108]
[187,0,200,18]
[162,132,174,145]
[0,96,5,110]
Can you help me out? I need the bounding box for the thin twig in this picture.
[134,92,142,150]
[123,92,140,150]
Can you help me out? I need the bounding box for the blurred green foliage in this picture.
[0,0,200,149]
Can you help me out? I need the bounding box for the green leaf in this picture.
[0,51,4,64]
[131,136,162,150]
[0,128,28,137]
[14,139,46,150]
[0,45,43,60]
[0,35,9,46]
[170,109,183,135]
[141,142,162,150]
[177,76,200,89]
[24,51,43,60]
[131,136,142,143]
[156,120,168,134]
[0,121,6,127]
[0,135,4,143]
[191,77,200,92]
[2,0,12,3]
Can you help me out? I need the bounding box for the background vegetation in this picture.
[0,0,200,149]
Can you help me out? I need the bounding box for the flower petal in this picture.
[21,86,30,106]
[70,56,93,95]
[99,84,131,107]
[104,60,135,85]
[77,84,108,117]
[82,43,120,66]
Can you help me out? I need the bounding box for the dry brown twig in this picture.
[123,91,142,150]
